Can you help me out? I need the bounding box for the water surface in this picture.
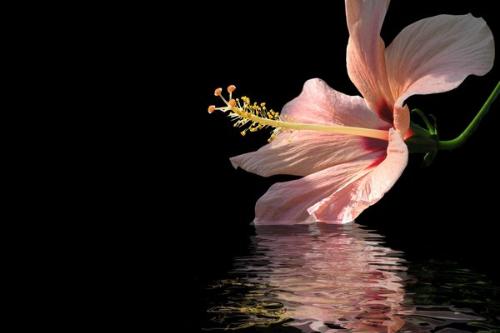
[200,224,500,332]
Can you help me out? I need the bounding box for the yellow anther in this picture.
[227,85,236,93]
[208,105,216,114]
[214,88,223,96]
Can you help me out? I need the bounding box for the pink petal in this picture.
[393,105,410,137]
[231,131,386,177]
[385,14,495,107]
[253,157,381,225]
[309,129,408,223]
[345,0,394,122]
[230,79,390,177]
[280,78,388,129]
[252,129,406,225]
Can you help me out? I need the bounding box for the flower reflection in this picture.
[205,224,408,332]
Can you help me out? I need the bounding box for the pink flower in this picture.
[229,0,494,224]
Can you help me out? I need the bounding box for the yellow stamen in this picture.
[230,106,388,140]
[209,85,389,141]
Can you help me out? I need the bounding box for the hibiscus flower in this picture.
[210,0,495,224]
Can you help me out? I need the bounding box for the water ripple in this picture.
[201,224,500,332]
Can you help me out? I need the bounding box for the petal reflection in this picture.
[206,224,408,332]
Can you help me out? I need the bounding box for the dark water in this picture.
[200,224,500,332]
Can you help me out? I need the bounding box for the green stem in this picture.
[439,81,500,151]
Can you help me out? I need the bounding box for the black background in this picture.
[166,0,499,327]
